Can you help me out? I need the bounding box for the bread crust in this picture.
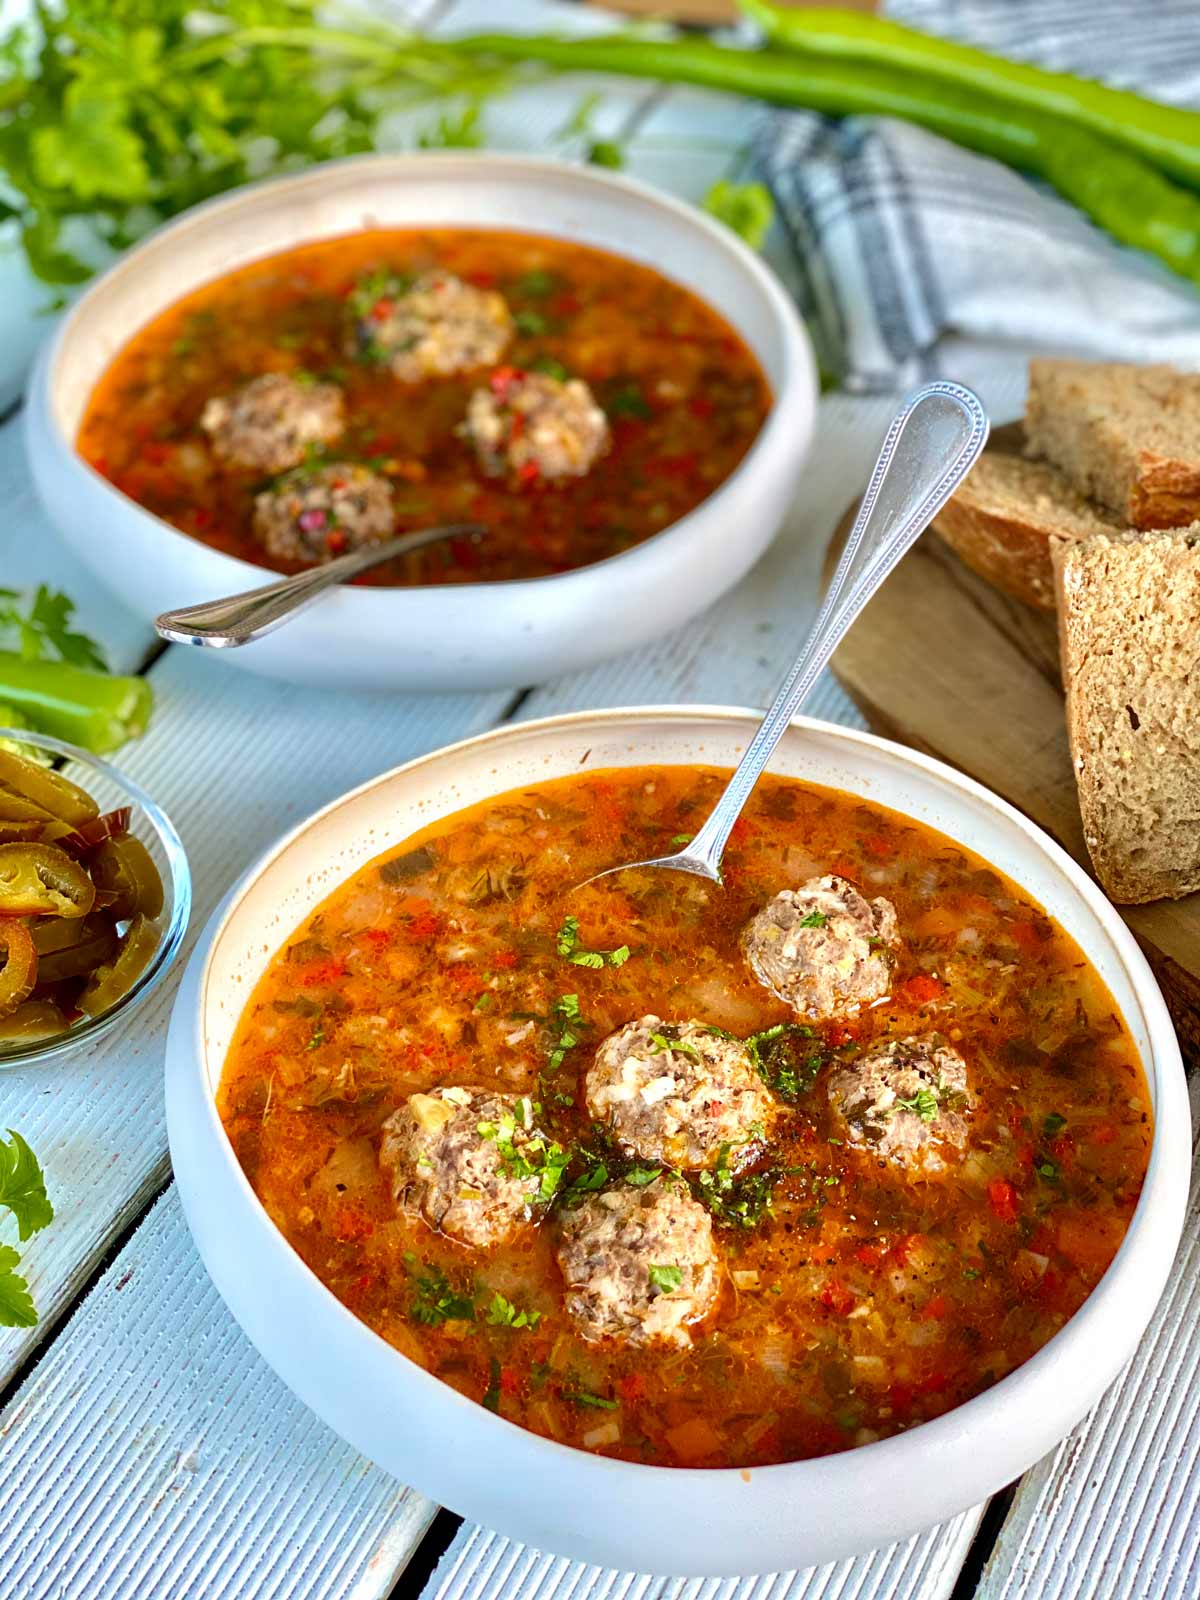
[1053,528,1200,904]
[932,450,1117,610]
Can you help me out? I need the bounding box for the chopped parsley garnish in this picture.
[625,1164,663,1186]
[555,916,630,970]
[607,383,652,421]
[409,1263,475,1326]
[963,1267,982,1281]
[514,309,548,336]
[303,1026,325,1051]
[648,1264,683,1293]
[798,910,829,929]
[696,1145,781,1229]
[669,833,694,846]
[895,1087,939,1122]
[1037,1156,1061,1181]
[476,1111,569,1201]
[486,1291,541,1330]
[483,1356,502,1412]
[531,355,569,382]
[648,1028,702,1062]
[1043,1112,1067,1138]
[515,269,557,298]
[546,992,587,1072]
[564,1389,618,1410]
[746,1023,824,1103]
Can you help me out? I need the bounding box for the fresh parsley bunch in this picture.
[0,0,482,286]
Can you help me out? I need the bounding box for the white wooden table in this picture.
[1,4,1197,1597]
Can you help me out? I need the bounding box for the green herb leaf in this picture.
[695,1144,780,1229]
[746,1023,823,1103]
[514,309,548,336]
[0,1243,36,1328]
[648,1263,683,1293]
[555,917,631,970]
[1043,1112,1067,1138]
[648,1029,702,1062]
[702,179,775,250]
[895,1087,939,1122]
[0,1130,54,1242]
[409,1263,475,1326]
[798,910,829,929]
[0,587,107,672]
[564,1388,618,1409]
[486,1290,541,1329]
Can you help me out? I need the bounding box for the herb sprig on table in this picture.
[0,1129,54,1328]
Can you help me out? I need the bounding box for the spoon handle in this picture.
[154,523,482,648]
[683,380,989,879]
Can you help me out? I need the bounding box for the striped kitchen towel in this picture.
[755,0,1200,393]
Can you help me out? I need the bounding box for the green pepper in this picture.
[0,918,37,1018]
[79,913,159,1017]
[0,997,66,1043]
[741,2,1200,192]
[91,834,164,921]
[0,843,96,918]
[444,33,1200,289]
[35,914,118,984]
[0,747,99,825]
[0,653,152,755]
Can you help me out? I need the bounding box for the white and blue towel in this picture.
[756,0,1200,392]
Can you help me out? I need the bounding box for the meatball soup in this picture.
[77,229,770,586]
[217,765,1150,1470]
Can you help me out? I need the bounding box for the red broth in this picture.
[78,230,770,585]
[218,766,1150,1468]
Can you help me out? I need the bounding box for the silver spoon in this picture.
[154,523,484,648]
[580,379,989,888]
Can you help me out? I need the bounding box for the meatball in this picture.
[743,874,899,1021]
[252,462,394,564]
[465,368,610,482]
[827,1034,971,1173]
[379,1086,554,1249]
[200,372,345,473]
[585,1015,775,1173]
[348,269,512,380]
[555,1177,719,1346]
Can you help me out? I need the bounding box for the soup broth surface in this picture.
[218,767,1150,1468]
[78,229,770,585]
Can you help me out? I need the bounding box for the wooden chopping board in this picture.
[826,422,1200,1067]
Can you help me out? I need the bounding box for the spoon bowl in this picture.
[154,524,484,649]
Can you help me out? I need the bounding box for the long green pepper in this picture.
[444,33,1200,289]
[743,1,1200,193]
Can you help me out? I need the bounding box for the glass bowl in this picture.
[0,727,191,1068]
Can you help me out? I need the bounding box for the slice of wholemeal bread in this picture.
[1053,524,1200,903]
[933,450,1120,610]
[1027,359,1200,530]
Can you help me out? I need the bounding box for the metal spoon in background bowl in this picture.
[153,523,485,649]
[580,379,989,888]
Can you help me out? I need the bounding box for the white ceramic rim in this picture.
[42,151,815,603]
[183,705,1189,1505]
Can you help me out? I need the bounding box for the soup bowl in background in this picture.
[24,153,817,694]
[165,706,1189,1577]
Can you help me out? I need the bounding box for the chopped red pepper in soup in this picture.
[77,230,770,585]
[217,767,1150,1469]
